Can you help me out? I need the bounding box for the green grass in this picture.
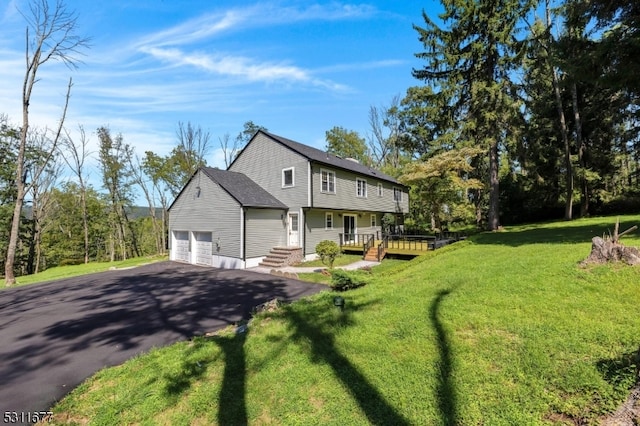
[1,255,168,289]
[51,215,640,425]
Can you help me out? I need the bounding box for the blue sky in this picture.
[0,0,442,173]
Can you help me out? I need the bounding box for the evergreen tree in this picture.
[408,0,534,230]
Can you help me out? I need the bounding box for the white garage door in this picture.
[195,232,213,265]
[173,231,189,262]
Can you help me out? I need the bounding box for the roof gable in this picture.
[235,130,403,185]
[169,168,287,211]
[201,167,288,209]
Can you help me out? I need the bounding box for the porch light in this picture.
[333,296,345,311]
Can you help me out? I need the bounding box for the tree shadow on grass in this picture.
[215,329,248,426]
[161,338,223,403]
[284,295,411,426]
[596,349,639,389]
[430,289,458,426]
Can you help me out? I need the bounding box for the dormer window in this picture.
[282,167,294,188]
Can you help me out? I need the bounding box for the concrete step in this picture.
[259,260,286,268]
[272,247,298,253]
[265,253,289,260]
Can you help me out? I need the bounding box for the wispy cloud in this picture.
[135,2,377,48]
[1,0,20,24]
[128,2,376,91]
[140,46,349,91]
[134,8,250,48]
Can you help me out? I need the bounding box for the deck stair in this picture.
[364,245,386,262]
[259,247,302,268]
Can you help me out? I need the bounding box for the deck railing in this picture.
[339,231,465,258]
[388,235,437,251]
[363,234,375,259]
[339,233,374,248]
[377,234,389,261]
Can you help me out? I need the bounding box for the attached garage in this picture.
[168,167,288,269]
[194,232,213,265]
[173,231,190,262]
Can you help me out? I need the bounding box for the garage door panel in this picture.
[195,232,212,265]
[174,231,189,262]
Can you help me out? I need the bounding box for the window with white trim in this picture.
[325,212,333,229]
[377,183,383,197]
[356,178,367,198]
[370,214,376,227]
[321,169,336,193]
[282,167,294,188]
[393,187,403,202]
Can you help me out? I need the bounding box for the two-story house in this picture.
[168,130,409,269]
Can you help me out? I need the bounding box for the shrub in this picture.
[316,240,341,269]
[330,269,369,291]
[59,258,84,266]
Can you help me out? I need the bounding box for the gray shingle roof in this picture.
[259,131,402,185]
[201,167,287,209]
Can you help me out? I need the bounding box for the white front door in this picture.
[288,213,299,247]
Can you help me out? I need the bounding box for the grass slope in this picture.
[52,216,640,425]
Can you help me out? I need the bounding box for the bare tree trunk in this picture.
[545,2,573,220]
[130,155,161,254]
[160,198,167,255]
[62,126,91,263]
[571,82,588,217]
[109,235,115,263]
[5,0,88,285]
[487,141,500,231]
[122,207,140,258]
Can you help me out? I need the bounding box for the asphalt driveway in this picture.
[0,261,326,419]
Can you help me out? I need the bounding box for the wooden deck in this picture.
[341,240,432,255]
[340,233,463,260]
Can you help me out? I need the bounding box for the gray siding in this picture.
[304,209,382,255]
[245,209,287,258]
[311,164,409,213]
[169,169,241,258]
[230,133,309,209]
[305,209,341,253]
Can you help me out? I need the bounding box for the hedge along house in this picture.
[168,130,409,269]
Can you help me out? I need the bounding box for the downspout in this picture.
[306,162,314,257]
[242,207,246,263]
[308,161,313,207]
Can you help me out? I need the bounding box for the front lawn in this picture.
[51,215,640,424]
[1,255,168,289]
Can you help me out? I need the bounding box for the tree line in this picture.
[3,0,639,284]
[329,0,639,231]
